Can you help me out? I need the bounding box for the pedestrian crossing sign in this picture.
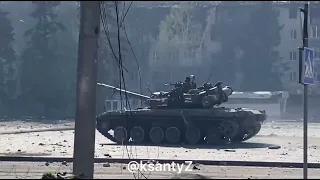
[301,47,315,85]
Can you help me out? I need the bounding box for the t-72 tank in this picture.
[96,81,266,146]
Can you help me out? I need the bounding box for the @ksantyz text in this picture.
[127,161,193,174]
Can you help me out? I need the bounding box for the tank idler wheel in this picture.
[243,122,262,140]
[185,127,201,145]
[114,126,128,144]
[253,122,262,134]
[206,127,222,145]
[165,126,181,144]
[130,126,145,144]
[150,126,164,144]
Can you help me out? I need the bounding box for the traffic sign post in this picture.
[299,3,312,180]
[301,47,315,85]
[299,47,315,180]
[301,48,315,85]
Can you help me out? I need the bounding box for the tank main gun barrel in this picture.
[97,83,150,100]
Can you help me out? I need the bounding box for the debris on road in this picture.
[268,146,281,149]
[224,149,236,152]
[103,162,110,167]
[170,173,211,179]
[103,153,112,158]
[41,172,86,179]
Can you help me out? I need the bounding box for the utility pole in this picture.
[299,3,310,180]
[302,3,309,180]
[73,1,100,179]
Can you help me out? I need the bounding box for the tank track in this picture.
[96,108,266,146]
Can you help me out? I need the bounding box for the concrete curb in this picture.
[0,156,320,169]
[0,127,74,135]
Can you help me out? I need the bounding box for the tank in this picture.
[96,81,267,145]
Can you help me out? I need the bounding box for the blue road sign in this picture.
[302,47,315,85]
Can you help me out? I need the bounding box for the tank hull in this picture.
[96,107,266,145]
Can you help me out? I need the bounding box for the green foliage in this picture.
[240,2,284,91]
[19,1,69,117]
[0,7,17,110]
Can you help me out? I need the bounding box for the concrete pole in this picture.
[73,1,100,179]
[301,2,309,179]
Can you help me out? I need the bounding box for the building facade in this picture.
[141,2,320,94]
[276,2,320,95]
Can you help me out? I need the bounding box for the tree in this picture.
[154,2,203,89]
[0,7,17,114]
[19,1,66,117]
[53,2,79,117]
[159,3,202,48]
[99,2,130,86]
[208,5,244,85]
[240,2,285,91]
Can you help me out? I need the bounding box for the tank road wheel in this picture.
[206,127,222,145]
[185,127,201,145]
[130,126,145,144]
[114,126,128,144]
[219,121,239,140]
[150,126,164,144]
[165,127,181,144]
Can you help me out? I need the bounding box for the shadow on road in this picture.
[100,141,276,150]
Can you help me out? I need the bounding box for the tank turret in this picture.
[97,81,234,110]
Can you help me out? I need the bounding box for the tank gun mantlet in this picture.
[151,91,169,96]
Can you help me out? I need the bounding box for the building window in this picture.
[289,7,297,19]
[112,101,118,111]
[314,48,320,59]
[314,72,320,81]
[289,51,297,61]
[105,101,111,111]
[311,25,319,38]
[169,51,178,61]
[289,72,297,81]
[290,29,297,39]
[211,32,216,41]
[190,49,197,60]
[153,52,160,61]
[218,9,229,21]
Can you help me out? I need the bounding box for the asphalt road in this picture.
[2,121,320,163]
[1,161,320,179]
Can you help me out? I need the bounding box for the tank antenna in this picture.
[205,74,212,84]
